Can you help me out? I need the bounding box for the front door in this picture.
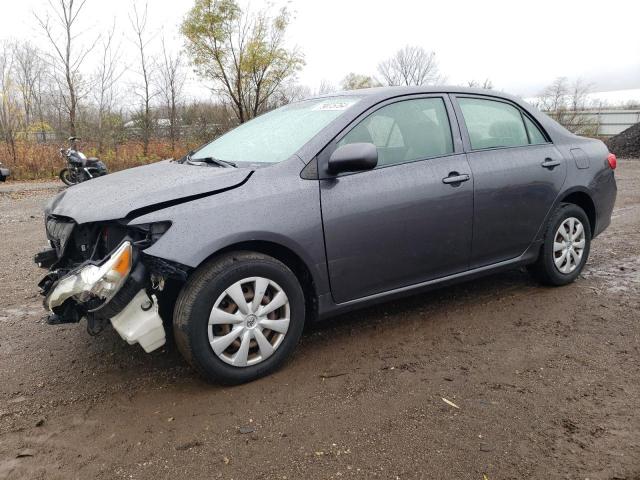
[319,96,474,304]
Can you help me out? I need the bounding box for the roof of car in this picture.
[318,85,511,98]
[313,86,531,110]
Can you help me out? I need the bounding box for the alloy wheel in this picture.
[207,276,290,367]
[553,217,586,274]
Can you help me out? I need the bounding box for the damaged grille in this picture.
[43,216,117,266]
[46,216,75,257]
[41,217,171,272]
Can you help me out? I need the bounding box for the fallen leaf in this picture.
[442,397,460,409]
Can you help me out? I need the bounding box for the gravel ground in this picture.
[1,162,639,480]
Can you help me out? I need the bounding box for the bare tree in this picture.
[13,42,52,142]
[93,22,124,153]
[130,2,156,156]
[317,79,336,95]
[467,79,493,89]
[35,0,97,136]
[538,77,568,113]
[31,65,53,141]
[0,43,20,163]
[13,42,47,130]
[537,77,596,135]
[377,46,442,86]
[156,37,185,155]
[268,81,310,108]
[568,78,592,112]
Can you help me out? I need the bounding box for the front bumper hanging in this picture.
[36,240,167,353]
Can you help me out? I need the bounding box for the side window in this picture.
[524,115,548,145]
[338,98,454,167]
[458,97,529,149]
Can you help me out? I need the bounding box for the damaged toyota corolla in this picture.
[35,87,617,384]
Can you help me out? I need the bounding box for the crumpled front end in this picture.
[35,215,189,352]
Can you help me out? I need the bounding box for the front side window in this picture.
[458,97,530,150]
[193,96,362,164]
[338,98,454,167]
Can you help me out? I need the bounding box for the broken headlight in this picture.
[46,241,133,312]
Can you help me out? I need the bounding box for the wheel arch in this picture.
[205,240,319,322]
[558,188,596,236]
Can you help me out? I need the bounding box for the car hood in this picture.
[46,160,253,224]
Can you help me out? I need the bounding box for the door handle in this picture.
[442,173,470,185]
[541,158,561,169]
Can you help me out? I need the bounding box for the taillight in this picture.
[607,153,617,170]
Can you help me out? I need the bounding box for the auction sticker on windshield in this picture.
[312,98,359,111]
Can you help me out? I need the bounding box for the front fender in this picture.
[128,159,330,295]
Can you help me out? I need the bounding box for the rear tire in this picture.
[173,251,305,385]
[529,203,591,286]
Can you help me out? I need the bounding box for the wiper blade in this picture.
[203,157,237,168]
[178,150,195,164]
[188,156,237,168]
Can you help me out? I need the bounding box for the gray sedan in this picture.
[36,86,617,384]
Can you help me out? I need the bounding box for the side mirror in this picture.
[328,143,378,175]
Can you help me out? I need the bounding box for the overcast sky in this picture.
[2,0,639,100]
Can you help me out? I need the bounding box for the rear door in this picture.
[451,95,567,268]
[319,95,474,303]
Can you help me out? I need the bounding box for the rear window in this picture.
[524,115,548,144]
[458,97,529,150]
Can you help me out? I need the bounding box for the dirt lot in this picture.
[1,161,639,480]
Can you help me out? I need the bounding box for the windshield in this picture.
[192,96,362,164]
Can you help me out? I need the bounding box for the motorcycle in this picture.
[59,137,108,186]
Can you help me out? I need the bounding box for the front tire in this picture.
[529,203,591,286]
[173,251,305,385]
[59,168,79,186]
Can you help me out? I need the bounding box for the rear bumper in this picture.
[593,171,617,238]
